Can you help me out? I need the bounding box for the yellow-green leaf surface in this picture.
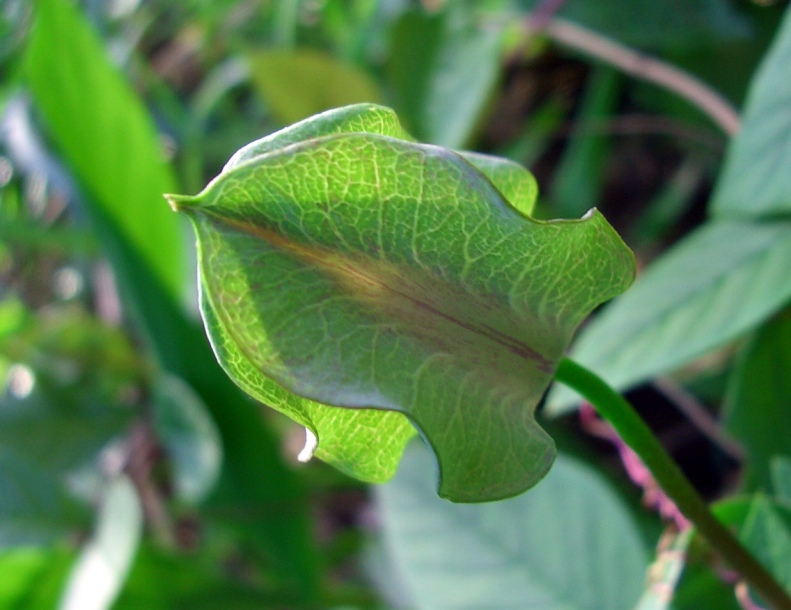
[169,105,634,502]
[248,48,382,126]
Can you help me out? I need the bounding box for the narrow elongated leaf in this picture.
[375,444,650,610]
[550,67,620,219]
[169,104,634,502]
[712,5,791,219]
[548,220,791,413]
[25,0,184,299]
[724,309,791,492]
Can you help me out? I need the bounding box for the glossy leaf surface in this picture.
[375,443,650,609]
[171,104,634,502]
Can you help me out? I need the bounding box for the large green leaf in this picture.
[25,0,184,299]
[548,221,791,413]
[724,309,791,492]
[712,5,791,219]
[374,443,650,609]
[169,104,634,502]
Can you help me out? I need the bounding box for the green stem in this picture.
[555,358,791,610]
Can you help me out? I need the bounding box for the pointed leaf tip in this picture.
[165,193,197,213]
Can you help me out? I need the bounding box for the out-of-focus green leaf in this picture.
[724,310,791,492]
[169,104,634,501]
[0,447,85,548]
[387,8,504,148]
[375,444,650,609]
[772,457,791,502]
[0,547,74,610]
[113,545,293,610]
[712,5,791,219]
[152,373,222,505]
[548,221,791,413]
[550,67,619,219]
[59,476,143,610]
[0,377,131,476]
[24,0,185,300]
[740,496,791,592]
[248,48,382,126]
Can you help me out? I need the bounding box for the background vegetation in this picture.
[2,0,791,608]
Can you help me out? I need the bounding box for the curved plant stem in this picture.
[555,358,791,610]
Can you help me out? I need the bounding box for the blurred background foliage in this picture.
[1,0,791,608]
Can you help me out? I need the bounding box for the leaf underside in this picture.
[171,104,634,502]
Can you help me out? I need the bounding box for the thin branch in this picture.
[533,18,740,136]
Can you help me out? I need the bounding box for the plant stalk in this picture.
[554,358,791,610]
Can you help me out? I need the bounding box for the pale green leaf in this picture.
[59,476,143,610]
[375,444,650,610]
[712,5,791,219]
[170,105,634,502]
[25,0,184,299]
[248,48,382,126]
[548,221,791,413]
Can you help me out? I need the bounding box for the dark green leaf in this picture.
[25,0,185,299]
[549,221,791,413]
[550,67,620,219]
[374,443,650,609]
[725,309,791,492]
[170,104,634,502]
[712,5,791,219]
